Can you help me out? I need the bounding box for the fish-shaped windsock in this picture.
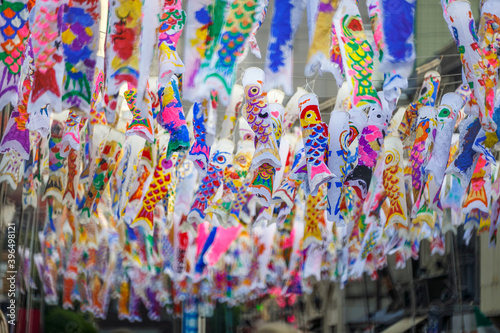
[79,131,123,220]
[0,0,30,112]
[326,111,350,224]
[188,100,211,176]
[43,120,66,202]
[132,153,178,232]
[28,0,64,117]
[334,0,379,109]
[242,67,281,170]
[298,93,334,196]
[60,110,84,157]
[200,0,259,105]
[303,184,327,249]
[446,0,495,132]
[462,154,492,215]
[187,138,234,230]
[124,84,154,143]
[410,106,437,213]
[157,76,190,157]
[382,136,408,233]
[425,92,465,212]
[158,0,186,86]
[249,102,285,206]
[104,0,142,123]
[446,115,482,187]
[60,0,100,114]
[398,71,441,142]
[345,93,391,199]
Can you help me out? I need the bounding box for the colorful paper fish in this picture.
[298,93,334,196]
[79,131,123,220]
[382,136,408,232]
[61,0,100,113]
[105,0,142,122]
[158,0,186,86]
[446,1,494,132]
[264,0,306,94]
[157,76,190,157]
[29,0,64,115]
[188,100,211,175]
[201,0,258,105]
[425,92,465,212]
[243,67,281,170]
[0,0,30,111]
[327,111,350,224]
[398,71,441,142]
[410,106,437,213]
[132,153,178,232]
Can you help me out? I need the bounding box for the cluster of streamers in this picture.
[444,0,500,134]
[2,0,500,322]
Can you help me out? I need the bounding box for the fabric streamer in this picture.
[187,138,234,230]
[425,92,465,213]
[79,130,123,220]
[182,0,212,102]
[398,71,441,143]
[382,136,408,233]
[446,115,481,188]
[410,106,437,213]
[243,67,281,170]
[61,111,84,158]
[345,92,391,199]
[132,153,178,232]
[157,76,190,157]
[0,0,30,111]
[188,100,211,176]
[249,103,285,206]
[446,1,494,132]
[305,0,339,79]
[0,40,33,159]
[241,0,269,61]
[201,0,259,105]
[299,93,334,196]
[29,0,65,118]
[63,149,80,206]
[303,184,326,249]
[0,149,24,190]
[124,85,154,143]
[104,0,142,123]
[43,119,66,202]
[377,0,416,80]
[158,0,186,87]
[462,154,491,215]
[60,0,100,113]
[264,0,306,95]
[327,110,350,224]
[335,0,380,109]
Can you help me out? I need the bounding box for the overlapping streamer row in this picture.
[1,0,500,321]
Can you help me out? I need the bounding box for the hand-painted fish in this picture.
[299,93,334,196]
[242,67,281,169]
